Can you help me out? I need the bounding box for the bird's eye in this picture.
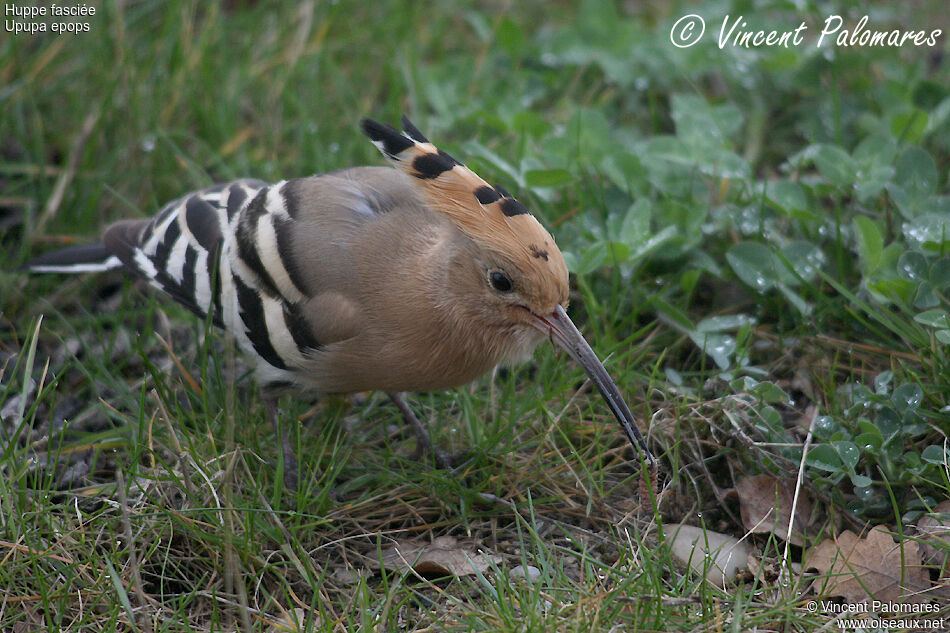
[489,271,513,293]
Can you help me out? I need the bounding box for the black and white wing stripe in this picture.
[123,179,328,381]
[103,179,267,328]
[32,177,331,387]
[224,182,325,383]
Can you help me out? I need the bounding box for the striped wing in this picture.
[103,179,267,328]
[224,181,326,381]
[107,178,332,385]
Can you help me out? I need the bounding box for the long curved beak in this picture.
[530,305,654,466]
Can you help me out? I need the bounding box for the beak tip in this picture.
[540,305,657,468]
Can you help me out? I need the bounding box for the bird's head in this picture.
[362,116,654,465]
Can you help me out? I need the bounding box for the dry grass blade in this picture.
[34,108,101,236]
[154,333,202,394]
[115,470,155,632]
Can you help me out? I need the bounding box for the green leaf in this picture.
[913,80,949,110]
[566,107,613,158]
[781,240,824,282]
[574,241,609,275]
[853,134,898,167]
[855,431,882,454]
[670,94,743,145]
[776,283,812,315]
[629,225,678,263]
[688,331,735,370]
[464,11,492,43]
[813,144,857,187]
[644,135,688,165]
[696,314,756,332]
[664,367,683,386]
[889,147,938,218]
[867,277,916,304]
[874,371,893,395]
[905,451,926,475]
[619,199,651,247]
[922,444,949,465]
[853,216,883,272]
[832,441,860,471]
[903,215,950,251]
[914,309,950,329]
[604,240,631,262]
[511,111,551,139]
[743,379,789,403]
[652,297,695,332]
[850,474,873,488]
[897,251,928,281]
[853,135,898,201]
[807,444,843,473]
[891,108,929,143]
[891,383,923,414]
[496,17,527,56]
[876,407,902,440]
[463,141,523,188]
[858,417,883,436]
[913,281,939,309]
[765,180,808,215]
[726,242,779,291]
[854,165,896,201]
[600,152,645,194]
[929,258,950,289]
[524,168,573,188]
[680,269,701,295]
[562,251,579,273]
[935,329,950,344]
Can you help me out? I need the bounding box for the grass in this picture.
[2,0,950,631]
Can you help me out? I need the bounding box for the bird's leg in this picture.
[265,397,298,492]
[386,392,456,471]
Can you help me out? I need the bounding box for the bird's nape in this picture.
[528,305,654,465]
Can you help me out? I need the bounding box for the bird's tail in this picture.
[24,243,123,274]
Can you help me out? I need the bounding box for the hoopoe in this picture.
[27,117,654,489]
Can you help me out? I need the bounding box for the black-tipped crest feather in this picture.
[360,119,413,159]
[400,116,429,143]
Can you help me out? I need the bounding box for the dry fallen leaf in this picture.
[377,535,502,577]
[735,473,814,546]
[792,402,819,433]
[805,525,930,606]
[917,500,950,577]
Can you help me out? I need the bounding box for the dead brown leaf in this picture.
[735,473,814,546]
[792,403,819,433]
[917,500,950,577]
[376,536,502,578]
[805,525,931,606]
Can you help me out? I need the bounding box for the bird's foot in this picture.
[387,392,460,473]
